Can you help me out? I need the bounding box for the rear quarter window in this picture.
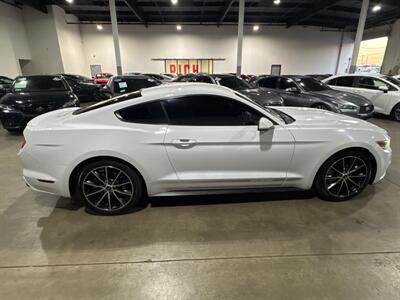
[115,101,167,124]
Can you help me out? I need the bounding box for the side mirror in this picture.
[379,86,389,93]
[258,117,274,131]
[285,87,299,93]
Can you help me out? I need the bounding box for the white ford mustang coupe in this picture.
[19,84,391,215]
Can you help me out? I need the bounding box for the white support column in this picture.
[236,0,245,76]
[349,0,369,73]
[109,0,122,75]
[335,30,345,75]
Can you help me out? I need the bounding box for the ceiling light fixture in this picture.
[372,4,382,12]
[273,0,280,5]
[253,25,260,31]
[65,0,74,3]
[176,24,182,31]
[96,24,103,31]
[171,0,178,5]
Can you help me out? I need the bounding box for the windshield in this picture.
[295,77,331,92]
[234,92,295,124]
[383,76,400,87]
[215,76,253,90]
[113,77,159,94]
[12,76,68,92]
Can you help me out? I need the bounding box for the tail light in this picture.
[21,136,26,149]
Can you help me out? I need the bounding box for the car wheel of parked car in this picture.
[76,160,144,215]
[391,103,400,122]
[314,150,372,201]
[312,103,330,111]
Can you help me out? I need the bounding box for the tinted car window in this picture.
[12,76,68,92]
[295,77,330,91]
[326,78,337,85]
[116,101,167,124]
[195,76,213,83]
[163,95,263,126]
[278,77,297,90]
[257,77,279,88]
[334,76,354,87]
[113,78,159,94]
[214,76,252,90]
[356,77,391,90]
[73,91,142,115]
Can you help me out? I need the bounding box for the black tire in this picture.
[314,150,372,201]
[75,160,144,215]
[6,128,23,134]
[390,103,400,122]
[312,103,330,111]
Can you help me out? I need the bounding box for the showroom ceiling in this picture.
[9,0,400,29]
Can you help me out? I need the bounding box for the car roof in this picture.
[141,82,237,98]
[331,73,386,78]
[15,75,63,79]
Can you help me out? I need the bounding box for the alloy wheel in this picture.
[324,156,368,199]
[82,166,134,212]
[395,106,400,121]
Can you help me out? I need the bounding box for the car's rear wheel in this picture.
[76,160,143,215]
[312,103,330,111]
[314,150,372,201]
[391,103,400,122]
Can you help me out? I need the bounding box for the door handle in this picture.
[172,139,197,148]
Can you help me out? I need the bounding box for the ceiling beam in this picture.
[286,0,343,28]
[17,0,48,13]
[217,0,235,26]
[122,0,147,25]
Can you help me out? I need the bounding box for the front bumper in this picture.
[0,109,37,130]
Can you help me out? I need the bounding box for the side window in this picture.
[326,78,337,85]
[163,95,263,126]
[356,77,390,90]
[278,78,297,90]
[116,101,167,124]
[335,76,355,87]
[257,77,278,88]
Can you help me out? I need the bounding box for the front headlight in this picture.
[62,98,80,108]
[377,139,391,150]
[0,104,16,112]
[339,104,359,113]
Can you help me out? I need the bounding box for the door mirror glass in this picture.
[379,85,389,93]
[258,117,274,131]
[285,87,299,93]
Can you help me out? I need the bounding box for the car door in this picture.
[353,76,398,114]
[162,94,295,190]
[275,77,306,106]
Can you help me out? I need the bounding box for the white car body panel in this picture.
[19,84,391,198]
[323,74,400,115]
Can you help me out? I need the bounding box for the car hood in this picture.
[307,89,373,107]
[275,106,385,132]
[239,88,283,105]
[0,91,74,105]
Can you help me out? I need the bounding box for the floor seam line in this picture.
[1,250,400,270]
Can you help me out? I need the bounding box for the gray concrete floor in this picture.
[0,117,399,299]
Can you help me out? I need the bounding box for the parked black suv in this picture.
[0,75,79,132]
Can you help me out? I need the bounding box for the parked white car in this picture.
[19,84,391,215]
[323,74,400,121]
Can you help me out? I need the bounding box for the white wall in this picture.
[81,24,354,75]
[53,6,87,76]
[21,6,64,75]
[0,2,31,77]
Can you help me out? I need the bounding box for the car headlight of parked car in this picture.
[339,104,360,113]
[0,104,17,112]
[62,96,80,108]
[376,138,391,150]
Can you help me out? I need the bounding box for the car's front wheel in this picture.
[314,150,372,201]
[391,103,400,122]
[76,160,144,215]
